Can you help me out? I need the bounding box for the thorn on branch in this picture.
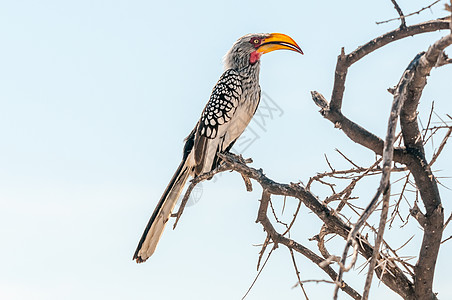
[429,127,452,166]
[256,234,271,270]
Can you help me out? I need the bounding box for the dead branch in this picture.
[376,0,442,25]
[241,245,274,300]
[192,152,415,299]
[429,127,452,166]
[256,190,362,299]
[329,19,449,113]
[288,248,309,299]
[441,235,452,244]
[444,212,452,229]
[335,50,420,299]
[310,10,451,298]
[311,19,450,165]
[398,28,452,299]
[389,0,407,29]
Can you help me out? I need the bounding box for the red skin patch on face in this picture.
[249,51,262,64]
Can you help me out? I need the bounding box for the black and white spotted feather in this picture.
[198,69,242,139]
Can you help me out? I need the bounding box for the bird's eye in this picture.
[249,38,262,48]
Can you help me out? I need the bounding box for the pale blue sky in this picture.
[1,1,451,299]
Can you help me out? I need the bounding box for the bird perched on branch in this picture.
[134,33,303,263]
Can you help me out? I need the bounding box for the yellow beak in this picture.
[257,33,303,55]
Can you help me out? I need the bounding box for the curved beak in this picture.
[257,33,303,55]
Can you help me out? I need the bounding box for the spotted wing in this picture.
[198,69,242,139]
[193,69,242,174]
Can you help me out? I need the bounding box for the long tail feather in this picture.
[133,159,190,263]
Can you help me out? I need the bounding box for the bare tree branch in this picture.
[214,153,414,299]
[288,248,309,299]
[389,0,407,29]
[256,190,362,299]
[329,19,449,112]
[311,91,408,164]
[398,29,452,299]
[310,11,451,300]
[376,0,442,25]
[335,51,421,299]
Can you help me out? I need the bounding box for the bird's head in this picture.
[223,33,303,70]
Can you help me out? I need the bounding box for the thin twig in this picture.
[282,199,303,236]
[241,247,275,300]
[289,248,309,299]
[376,0,442,25]
[256,234,271,271]
[389,173,411,228]
[444,213,452,229]
[429,127,452,166]
[336,52,420,300]
[325,154,335,172]
[336,149,361,169]
[441,235,452,244]
[390,0,407,29]
[298,279,335,285]
[422,101,435,142]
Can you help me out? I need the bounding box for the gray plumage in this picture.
[134,33,302,263]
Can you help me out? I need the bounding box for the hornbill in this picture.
[134,33,303,263]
